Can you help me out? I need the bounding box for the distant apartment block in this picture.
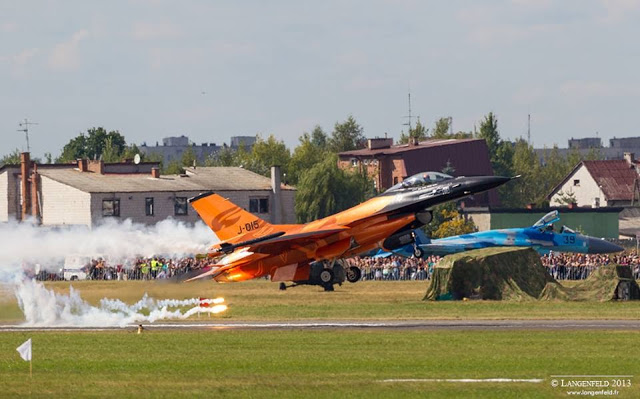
[536,136,640,163]
[139,135,257,166]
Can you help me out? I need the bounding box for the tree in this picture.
[101,136,121,163]
[328,116,365,152]
[476,113,513,178]
[398,120,428,144]
[1,149,21,166]
[432,208,477,238]
[181,146,197,167]
[164,160,185,175]
[555,189,578,205]
[501,139,543,207]
[310,125,328,150]
[120,144,142,162]
[246,135,291,177]
[477,112,500,155]
[431,117,452,139]
[295,154,374,222]
[57,127,126,162]
[205,143,251,168]
[288,130,328,185]
[423,202,476,238]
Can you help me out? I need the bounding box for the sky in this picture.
[1,0,640,159]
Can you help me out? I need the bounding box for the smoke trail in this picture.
[15,278,226,327]
[0,218,224,327]
[0,218,217,273]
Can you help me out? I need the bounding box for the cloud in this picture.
[131,21,182,40]
[48,29,89,71]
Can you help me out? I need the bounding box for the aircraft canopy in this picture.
[533,211,560,228]
[386,172,453,192]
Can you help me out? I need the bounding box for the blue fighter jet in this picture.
[381,211,623,258]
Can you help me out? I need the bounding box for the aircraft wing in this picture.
[246,227,349,254]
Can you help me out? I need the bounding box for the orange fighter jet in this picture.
[187,171,514,290]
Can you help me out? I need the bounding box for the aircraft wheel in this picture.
[346,266,362,283]
[413,246,424,258]
[319,268,334,284]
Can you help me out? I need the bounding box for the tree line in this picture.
[0,113,602,227]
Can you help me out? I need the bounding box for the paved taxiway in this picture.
[1,319,640,332]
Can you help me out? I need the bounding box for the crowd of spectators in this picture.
[34,250,640,282]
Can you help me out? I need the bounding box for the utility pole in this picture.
[17,118,38,153]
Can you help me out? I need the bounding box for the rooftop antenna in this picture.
[402,85,419,131]
[17,118,38,153]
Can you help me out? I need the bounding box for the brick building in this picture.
[338,138,500,207]
[0,154,295,227]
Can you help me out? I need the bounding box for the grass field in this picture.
[1,280,639,398]
[2,280,640,323]
[1,329,639,398]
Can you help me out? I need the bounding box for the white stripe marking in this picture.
[381,378,544,383]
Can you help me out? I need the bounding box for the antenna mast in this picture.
[527,114,531,144]
[17,118,38,153]
[403,86,419,132]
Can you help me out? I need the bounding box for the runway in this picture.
[1,319,640,332]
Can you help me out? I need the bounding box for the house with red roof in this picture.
[548,153,640,208]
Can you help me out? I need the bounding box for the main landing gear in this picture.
[285,259,361,292]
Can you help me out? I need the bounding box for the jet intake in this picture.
[383,231,415,251]
[416,211,433,225]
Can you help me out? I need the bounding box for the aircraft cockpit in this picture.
[559,226,575,234]
[385,172,453,193]
[533,210,560,230]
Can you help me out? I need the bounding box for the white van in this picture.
[63,255,91,281]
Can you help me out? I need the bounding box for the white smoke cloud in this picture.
[0,218,223,327]
[0,218,216,274]
[14,278,226,327]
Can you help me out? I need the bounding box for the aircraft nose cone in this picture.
[587,237,624,254]
[463,176,512,193]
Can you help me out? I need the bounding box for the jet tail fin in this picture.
[413,229,431,245]
[188,192,276,243]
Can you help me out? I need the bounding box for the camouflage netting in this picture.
[540,265,640,301]
[423,247,640,301]
[424,247,553,301]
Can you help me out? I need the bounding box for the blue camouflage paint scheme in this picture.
[379,211,623,258]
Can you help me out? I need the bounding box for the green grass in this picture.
[0,330,638,398]
[2,280,640,323]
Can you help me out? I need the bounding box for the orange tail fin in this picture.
[188,192,276,242]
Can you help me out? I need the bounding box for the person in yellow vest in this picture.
[150,258,159,279]
[140,261,150,280]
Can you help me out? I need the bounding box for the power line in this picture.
[17,118,38,153]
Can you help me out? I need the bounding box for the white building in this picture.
[0,155,295,227]
[548,155,640,208]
